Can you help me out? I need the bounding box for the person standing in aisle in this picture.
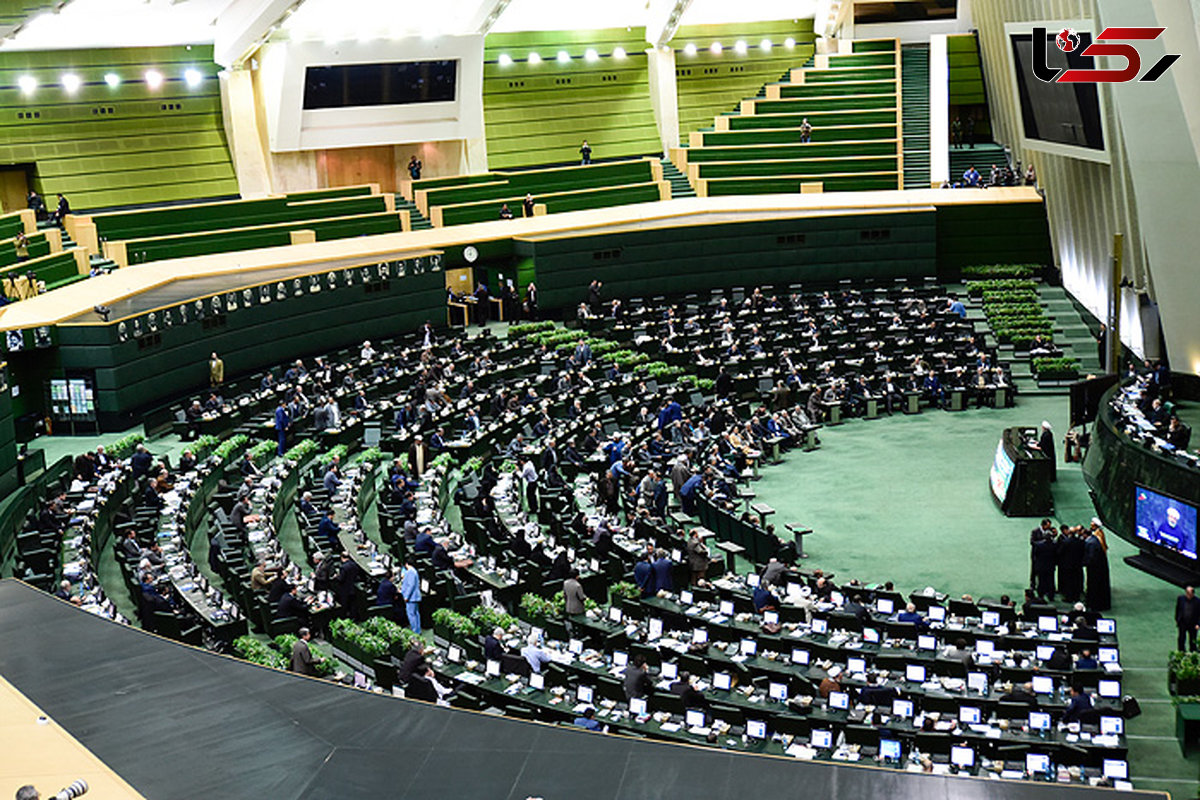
[400,558,422,634]
[408,155,422,180]
[209,352,224,386]
[580,139,592,165]
[1177,586,1200,651]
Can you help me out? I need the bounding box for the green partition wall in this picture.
[55,265,446,430]
[526,209,938,310]
[673,19,817,141]
[935,200,1052,277]
[0,45,238,210]
[482,28,659,168]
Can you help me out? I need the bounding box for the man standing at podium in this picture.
[1029,420,1056,481]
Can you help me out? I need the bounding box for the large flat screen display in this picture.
[1136,486,1198,560]
[303,61,457,110]
[990,440,1016,501]
[1009,30,1104,151]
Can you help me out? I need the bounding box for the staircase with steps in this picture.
[900,44,930,189]
[948,142,1008,184]
[660,159,696,199]
[671,39,902,196]
[394,195,433,231]
[36,220,120,272]
[960,281,1102,396]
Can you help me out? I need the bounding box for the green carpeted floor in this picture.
[752,394,1198,798]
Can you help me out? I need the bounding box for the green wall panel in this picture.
[0,45,237,210]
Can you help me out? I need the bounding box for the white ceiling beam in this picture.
[467,0,514,35]
[213,0,303,67]
[646,0,693,49]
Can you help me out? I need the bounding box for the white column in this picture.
[929,34,950,185]
[218,68,272,198]
[646,46,680,156]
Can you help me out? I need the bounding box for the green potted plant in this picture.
[431,608,480,644]
[1171,651,1200,695]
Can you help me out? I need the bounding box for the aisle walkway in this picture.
[752,394,1197,797]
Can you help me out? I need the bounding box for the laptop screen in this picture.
[746,719,767,739]
[891,699,913,718]
[959,706,981,724]
[811,729,833,749]
[951,745,976,768]
[880,739,902,761]
[791,649,810,665]
[905,664,926,683]
[713,672,732,691]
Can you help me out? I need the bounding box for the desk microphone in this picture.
[53,780,88,800]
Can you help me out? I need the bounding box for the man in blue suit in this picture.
[317,509,341,552]
[633,552,654,597]
[274,399,290,456]
[376,570,400,619]
[651,549,674,593]
[400,559,422,634]
[1062,685,1093,723]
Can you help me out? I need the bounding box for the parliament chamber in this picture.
[0,2,1198,799]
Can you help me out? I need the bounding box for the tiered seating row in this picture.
[673,39,903,197]
[405,159,668,227]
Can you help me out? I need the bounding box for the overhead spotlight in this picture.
[683,42,697,56]
[556,50,570,63]
[497,53,513,67]
[17,75,36,95]
[527,51,541,65]
[104,72,120,87]
[710,41,722,55]
[144,69,163,89]
[183,68,202,88]
[784,37,796,49]
[760,39,772,52]
[60,73,81,93]
[584,48,599,62]
[734,40,748,55]
[612,46,626,59]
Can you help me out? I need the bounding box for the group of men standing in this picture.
[1029,518,1111,612]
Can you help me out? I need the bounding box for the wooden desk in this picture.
[0,675,145,800]
[447,301,471,328]
[489,296,505,321]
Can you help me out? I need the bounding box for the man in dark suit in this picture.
[753,581,780,613]
[633,552,654,597]
[277,584,310,626]
[290,628,322,676]
[999,682,1037,705]
[130,444,153,478]
[1032,531,1057,600]
[484,627,507,661]
[671,671,708,709]
[335,552,365,617]
[1177,586,1200,651]
[623,654,653,700]
[274,400,290,456]
[650,549,674,594]
[317,510,341,552]
[376,571,399,616]
[1062,685,1093,723]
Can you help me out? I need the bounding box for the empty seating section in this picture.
[947,33,992,142]
[673,20,816,141]
[69,185,399,265]
[409,159,665,227]
[673,40,903,197]
[0,45,238,209]
[482,29,659,169]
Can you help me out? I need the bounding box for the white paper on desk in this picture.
[660,722,681,733]
[786,744,815,760]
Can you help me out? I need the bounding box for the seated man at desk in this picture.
[671,671,708,709]
[897,602,925,627]
[521,633,552,674]
[140,573,173,614]
[277,584,311,626]
[1062,684,1093,723]
[250,560,280,594]
[430,538,474,572]
[573,707,603,732]
[298,491,320,523]
[484,627,507,661]
[753,581,781,613]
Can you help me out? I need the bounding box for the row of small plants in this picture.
[213,434,249,463]
[316,444,349,467]
[507,320,556,337]
[284,438,319,463]
[961,264,1039,279]
[966,278,1039,297]
[517,591,599,620]
[108,432,145,460]
[351,447,388,465]
[1169,651,1200,697]
[248,439,277,466]
[231,634,334,676]
[431,608,480,638]
[193,434,220,459]
[1031,357,1081,380]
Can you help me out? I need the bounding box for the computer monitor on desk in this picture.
[876,597,895,615]
[846,657,866,675]
[879,738,902,762]
[959,706,981,725]
[905,664,926,683]
[613,650,628,667]
[713,672,732,691]
[1032,675,1054,695]
[812,618,828,634]
[1026,753,1051,775]
[811,729,834,750]
[981,610,1000,627]
[1099,679,1121,698]
[686,709,707,729]
[629,696,647,716]
[1101,716,1124,735]
[892,698,913,719]
[661,662,678,681]
[861,626,879,643]
[828,691,850,710]
[1029,711,1051,731]
[746,719,767,740]
[791,649,810,665]
[1103,760,1128,780]
[1097,618,1116,635]
[928,605,946,623]
[951,745,976,769]
[577,686,594,704]
[769,682,789,702]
